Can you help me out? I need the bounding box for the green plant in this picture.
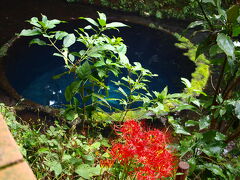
[168,1,240,177]
[19,13,127,123]
[112,62,158,121]
[1,103,110,179]
[19,12,161,127]
[188,0,240,137]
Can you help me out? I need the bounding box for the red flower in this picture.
[104,120,177,179]
[100,159,114,168]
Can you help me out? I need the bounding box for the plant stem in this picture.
[227,128,240,142]
[197,0,214,31]
[212,57,227,105]
[210,57,227,129]
[222,116,235,134]
[223,77,240,100]
[48,38,75,66]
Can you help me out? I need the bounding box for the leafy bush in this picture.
[1,104,108,179]
[169,0,240,178]
[7,3,240,179]
[20,12,159,125]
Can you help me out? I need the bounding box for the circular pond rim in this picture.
[0,14,210,121]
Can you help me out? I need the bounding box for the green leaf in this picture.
[203,163,226,178]
[209,44,223,57]
[29,38,47,46]
[216,33,235,58]
[235,100,240,119]
[187,21,204,29]
[199,116,210,130]
[75,164,91,179]
[53,52,64,58]
[37,147,49,154]
[76,61,92,79]
[92,93,110,108]
[64,108,78,121]
[55,31,68,40]
[119,53,130,64]
[215,132,226,141]
[45,19,61,29]
[175,104,195,111]
[169,117,191,135]
[84,25,93,30]
[65,80,81,102]
[63,33,76,48]
[118,87,128,97]
[79,17,99,27]
[75,164,101,179]
[202,0,216,6]
[68,54,75,62]
[155,11,162,18]
[188,158,196,173]
[175,125,191,135]
[90,142,101,149]
[62,154,72,161]
[45,161,62,177]
[227,5,240,24]
[29,17,41,27]
[41,14,48,23]
[181,78,191,88]
[185,120,199,127]
[97,12,106,22]
[196,36,213,59]
[117,44,127,55]
[94,60,105,67]
[98,18,106,27]
[19,29,42,36]
[106,22,128,28]
[233,25,240,37]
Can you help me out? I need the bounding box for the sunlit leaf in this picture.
[235,100,240,119]
[63,33,76,47]
[199,116,210,130]
[187,21,204,29]
[106,22,128,28]
[19,29,42,36]
[217,33,235,58]
[29,38,47,46]
[79,17,99,27]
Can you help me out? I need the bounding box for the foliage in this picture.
[174,34,210,95]
[0,103,110,179]
[100,120,177,179]
[168,0,240,179]
[11,3,240,179]
[19,13,159,125]
[188,0,240,137]
[170,114,240,179]
[65,0,199,19]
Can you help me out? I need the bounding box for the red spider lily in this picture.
[100,159,114,168]
[102,120,177,179]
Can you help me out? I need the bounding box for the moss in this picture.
[92,109,147,122]
[0,44,9,58]
[0,36,18,58]
[174,33,210,95]
[93,34,210,123]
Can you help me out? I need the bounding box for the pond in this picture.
[5,21,195,108]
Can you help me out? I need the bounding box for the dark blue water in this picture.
[5,22,195,108]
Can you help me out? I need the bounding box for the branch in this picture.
[227,128,240,143]
[197,0,214,31]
